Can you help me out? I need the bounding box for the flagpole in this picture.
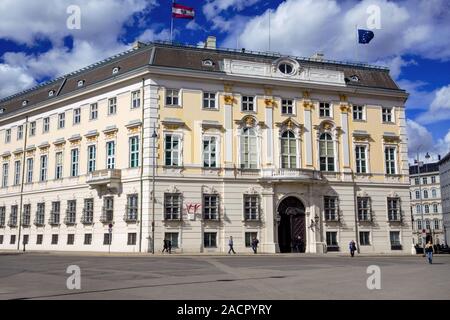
[355,25,358,63]
[171,0,174,42]
[268,9,271,52]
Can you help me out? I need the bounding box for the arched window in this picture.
[416,204,421,214]
[425,219,430,230]
[423,190,428,198]
[415,190,420,199]
[417,219,422,230]
[431,189,437,198]
[424,204,429,213]
[319,133,334,171]
[280,130,297,168]
[240,127,257,169]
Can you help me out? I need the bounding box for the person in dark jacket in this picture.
[349,240,357,257]
[162,239,168,253]
[228,236,236,254]
[251,237,259,254]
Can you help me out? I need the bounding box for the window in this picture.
[9,205,18,227]
[26,158,33,183]
[242,96,254,112]
[434,219,440,230]
[50,201,60,225]
[90,103,98,120]
[385,147,396,175]
[240,128,258,169]
[415,190,420,199]
[357,197,370,221]
[58,113,65,129]
[71,149,79,177]
[319,133,335,172]
[36,234,43,245]
[84,233,92,245]
[359,231,371,246]
[324,196,338,221]
[281,99,294,115]
[35,203,45,226]
[2,163,9,187]
[43,117,50,133]
[244,195,259,220]
[353,105,364,120]
[67,234,75,245]
[281,131,297,168]
[203,92,216,109]
[5,129,11,143]
[106,141,115,169]
[17,125,24,140]
[424,204,429,213]
[245,232,258,247]
[127,233,137,245]
[129,136,139,168]
[103,233,112,245]
[319,102,331,117]
[431,176,436,184]
[425,219,431,230]
[423,177,428,185]
[82,199,94,224]
[126,194,138,221]
[48,90,55,97]
[390,231,401,249]
[355,146,367,173]
[87,145,96,173]
[202,59,214,67]
[431,189,437,198]
[166,89,179,106]
[23,204,31,226]
[13,160,21,185]
[416,204,421,214]
[77,80,84,87]
[382,107,393,122]
[10,235,16,245]
[108,97,117,115]
[66,200,76,224]
[0,235,3,244]
[387,198,401,221]
[55,152,63,180]
[165,232,179,248]
[22,236,29,246]
[164,193,181,220]
[0,207,5,227]
[131,90,141,108]
[433,204,438,213]
[278,63,293,74]
[414,177,419,185]
[203,194,219,220]
[423,190,428,199]
[112,67,120,74]
[417,219,422,230]
[165,134,180,166]
[40,155,48,181]
[203,136,217,168]
[51,234,58,245]
[102,197,114,223]
[204,232,217,248]
[326,232,338,247]
[73,108,81,124]
[29,122,36,136]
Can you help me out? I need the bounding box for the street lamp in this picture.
[415,149,430,256]
[151,126,158,254]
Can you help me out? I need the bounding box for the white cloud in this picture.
[415,85,450,124]
[203,0,261,31]
[0,64,36,98]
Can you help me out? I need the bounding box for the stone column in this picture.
[303,101,314,167]
[223,85,234,177]
[262,185,277,253]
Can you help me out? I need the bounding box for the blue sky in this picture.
[0,0,449,161]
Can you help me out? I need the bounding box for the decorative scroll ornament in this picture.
[224,95,234,105]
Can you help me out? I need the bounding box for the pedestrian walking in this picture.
[349,240,356,257]
[228,236,236,254]
[168,240,172,254]
[251,237,259,254]
[162,239,168,253]
[295,235,302,253]
[425,241,434,264]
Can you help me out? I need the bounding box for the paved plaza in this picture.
[0,252,449,300]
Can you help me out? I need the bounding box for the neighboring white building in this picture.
[0,38,412,254]
[409,161,445,246]
[439,153,450,245]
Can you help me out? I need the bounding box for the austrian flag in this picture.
[172,3,195,19]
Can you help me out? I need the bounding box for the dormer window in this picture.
[112,67,120,75]
[77,80,85,87]
[22,100,28,107]
[202,59,214,67]
[349,75,359,82]
[48,90,55,97]
[0,107,5,114]
[278,62,294,75]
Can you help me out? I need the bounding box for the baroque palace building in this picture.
[0,37,411,254]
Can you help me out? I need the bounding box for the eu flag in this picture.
[358,29,374,44]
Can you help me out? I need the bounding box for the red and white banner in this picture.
[172,3,195,19]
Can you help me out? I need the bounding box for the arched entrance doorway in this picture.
[277,196,306,253]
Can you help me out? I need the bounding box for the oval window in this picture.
[279,63,294,75]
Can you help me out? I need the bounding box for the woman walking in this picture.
[425,241,434,264]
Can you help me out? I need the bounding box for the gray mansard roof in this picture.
[0,41,405,119]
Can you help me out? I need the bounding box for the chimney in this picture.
[204,36,216,50]
[311,52,324,61]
